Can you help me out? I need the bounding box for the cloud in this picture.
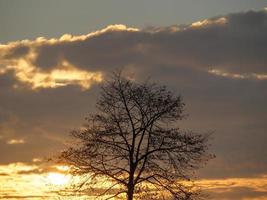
[208,69,267,80]
[7,139,25,145]
[207,187,267,200]
[0,51,103,90]
[1,10,267,91]
[0,162,38,175]
[0,162,70,176]
[196,176,267,199]
[0,25,138,90]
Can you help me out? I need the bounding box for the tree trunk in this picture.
[127,185,134,200]
[128,161,135,200]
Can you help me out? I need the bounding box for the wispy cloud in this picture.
[7,139,25,145]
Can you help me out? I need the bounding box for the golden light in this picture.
[46,172,71,186]
[56,165,70,171]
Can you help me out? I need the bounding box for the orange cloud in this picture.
[7,139,25,144]
[0,49,103,90]
[208,69,267,80]
[191,17,227,28]
[0,24,139,90]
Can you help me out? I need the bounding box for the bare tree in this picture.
[59,72,212,200]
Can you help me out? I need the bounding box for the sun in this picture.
[46,172,71,186]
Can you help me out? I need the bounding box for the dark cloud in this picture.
[0,82,100,163]
[208,186,267,200]
[23,10,266,76]
[137,64,267,179]
[34,30,148,71]
[4,45,30,59]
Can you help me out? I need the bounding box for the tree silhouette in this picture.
[59,72,212,200]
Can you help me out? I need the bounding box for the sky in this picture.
[0,0,267,199]
[1,0,267,43]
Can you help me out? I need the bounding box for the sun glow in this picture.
[46,172,71,186]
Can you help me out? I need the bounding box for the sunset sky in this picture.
[1,1,267,199]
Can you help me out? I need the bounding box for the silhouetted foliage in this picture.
[59,72,212,200]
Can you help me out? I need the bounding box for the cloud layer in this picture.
[1,10,267,91]
[1,162,267,200]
